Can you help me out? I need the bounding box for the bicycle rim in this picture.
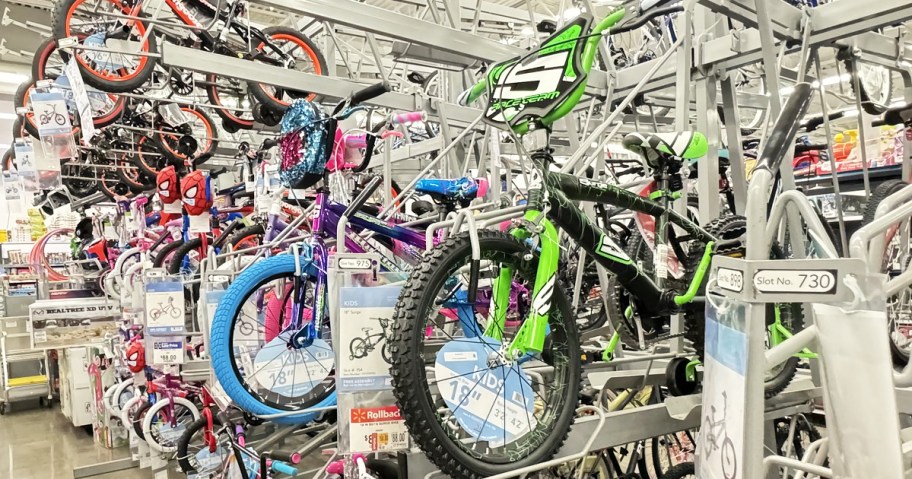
[390,231,579,474]
[227,271,334,411]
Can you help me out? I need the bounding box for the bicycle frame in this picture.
[488,154,719,356]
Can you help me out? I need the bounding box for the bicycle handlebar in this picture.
[391,111,427,125]
[343,176,383,219]
[270,451,302,464]
[334,81,391,116]
[610,5,683,34]
[753,83,814,175]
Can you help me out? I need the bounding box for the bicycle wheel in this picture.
[229,225,266,251]
[349,337,369,359]
[51,0,158,92]
[773,415,824,478]
[120,395,147,437]
[844,57,892,115]
[132,400,152,440]
[247,27,327,111]
[389,230,580,478]
[167,237,204,276]
[154,108,219,165]
[661,462,695,479]
[176,416,228,474]
[152,239,185,269]
[210,254,336,424]
[62,153,100,198]
[683,216,804,398]
[142,396,201,453]
[862,179,911,368]
[205,74,255,131]
[130,136,171,178]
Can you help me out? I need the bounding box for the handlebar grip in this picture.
[353,134,378,173]
[794,144,828,154]
[343,176,383,219]
[270,451,302,464]
[350,81,390,107]
[270,460,299,476]
[344,133,368,149]
[391,111,427,125]
[611,5,683,34]
[262,138,278,150]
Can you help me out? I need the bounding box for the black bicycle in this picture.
[349,318,392,364]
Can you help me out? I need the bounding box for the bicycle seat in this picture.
[622,131,708,168]
[361,327,373,333]
[414,177,488,203]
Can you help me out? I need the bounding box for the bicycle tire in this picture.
[142,396,201,453]
[152,239,185,270]
[247,27,328,111]
[132,400,153,440]
[120,395,146,436]
[683,215,803,398]
[130,136,170,178]
[167,237,204,276]
[176,415,224,474]
[229,224,266,250]
[205,73,255,130]
[153,108,219,165]
[862,179,910,367]
[389,230,580,478]
[110,379,135,416]
[210,254,337,424]
[660,462,695,479]
[51,0,158,92]
[844,56,892,116]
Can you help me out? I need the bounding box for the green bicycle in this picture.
[388,5,801,478]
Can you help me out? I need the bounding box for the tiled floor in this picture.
[0,401,150,479]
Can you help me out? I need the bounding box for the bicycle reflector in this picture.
[278,99,331,189]
[126,341,146,373]
[180,170,212,216]
[157,166,180,204]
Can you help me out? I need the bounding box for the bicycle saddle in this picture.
[415,177,488,203]
[622,131,708,168]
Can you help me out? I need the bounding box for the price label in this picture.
[152,340,184,364]
[348,405,410,452]
[63,58,96,144]
[145,286,185,334]
[717,267,744,293]
[187,212,212,234]
[753,269,837,294]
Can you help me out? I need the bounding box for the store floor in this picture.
[0,404,150,479]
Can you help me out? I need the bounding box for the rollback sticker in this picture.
[434,337,537,447]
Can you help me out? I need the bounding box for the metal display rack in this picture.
[13,0,912,476]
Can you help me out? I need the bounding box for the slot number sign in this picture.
[753,269,836,294]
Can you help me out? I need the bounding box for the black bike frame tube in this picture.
[543,171,716,315]
[550,172,714,242]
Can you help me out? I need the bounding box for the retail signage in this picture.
[29,299,120,349]
[347,405,409,452]
[716,267,744,293]
[30,91,73,138]
[2,169,20,200]
[14,142,37,193]
[696,299,746,479]
[145,281,185,335]
[753,269,836,294]
[63,58,97,144]
[337,285,400,391]
[151,338,184,364]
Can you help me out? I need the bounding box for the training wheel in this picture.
[665,357,699,396]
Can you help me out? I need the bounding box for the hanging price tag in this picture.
[347,405,410,452]
[63,58,97,144]
[30,91,73,138]
[145,281,185,335]
[187,212,212,233]
[3,170,20,200]
[152,338,184,364]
